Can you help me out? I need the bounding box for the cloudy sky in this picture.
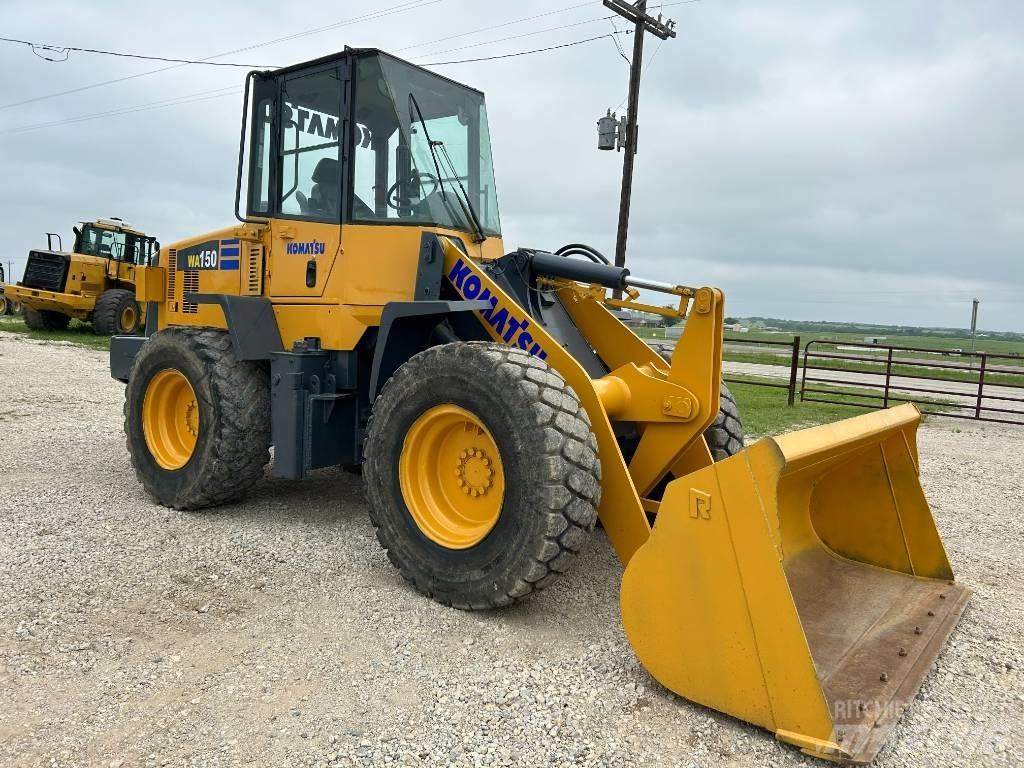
[1,0,1020,330]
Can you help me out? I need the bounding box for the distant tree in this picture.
[724,316,739,325]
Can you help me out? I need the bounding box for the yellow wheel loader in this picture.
[3,219,157,334]
[0,263,22,316]
[111,49,969,764]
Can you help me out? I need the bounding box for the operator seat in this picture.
[309,158,339,218]
[308,156,375,219]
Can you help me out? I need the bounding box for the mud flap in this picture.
[620,403,970,764]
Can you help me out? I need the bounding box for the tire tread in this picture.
[365,342,601,610]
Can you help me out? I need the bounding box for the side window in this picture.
[121,235,149,265]
[278,69,342,221]
[250,97,272,216]
[122,235,137,264]
[98,231,126,260]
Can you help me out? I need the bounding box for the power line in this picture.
[420,33,624,67]
[5,31,628,135]
[0,0,442,111]
[0,88,239,136]
[393,1,595,52]
[608,19,632,66]
[412,14,618,59]
[615,35,666,110]
[0,36,276,68]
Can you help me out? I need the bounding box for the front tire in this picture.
[94,289,140,335]
[364,342,601,610]
[124,327,270,510]
[704,382,744,461]
[23,308,70,331]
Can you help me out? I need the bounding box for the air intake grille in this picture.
[244,244,264,296]
[166,250,177,301]
[182,271,199,314]
[22,251,69,292]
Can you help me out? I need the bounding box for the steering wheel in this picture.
[387,170,439,210]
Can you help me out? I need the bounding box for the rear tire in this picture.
[124,327,271,510]
[364,342,601,610]
[23,308,70,331]
[0,293,9,316]
[93,288,140,335]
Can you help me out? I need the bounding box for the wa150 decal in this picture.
[179,241,220,271]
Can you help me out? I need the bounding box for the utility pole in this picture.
[970,298,980,355]
[600,0,676,296]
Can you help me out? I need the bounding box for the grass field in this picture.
[0,317,110,350]
[726,381,875,437]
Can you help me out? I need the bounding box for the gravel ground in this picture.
[1,331,1021,768]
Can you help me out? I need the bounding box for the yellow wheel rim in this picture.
[120,304,137,331]
[399,404,505,549]
[142,369,200,470]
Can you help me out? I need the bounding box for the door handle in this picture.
[279,227,296,240]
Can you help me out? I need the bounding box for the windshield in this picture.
[75,225,154,264]
[351,54,501,236]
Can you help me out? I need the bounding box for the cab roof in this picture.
[82,218,150,238]
[256,47,485,97]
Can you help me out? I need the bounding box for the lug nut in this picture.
[899,647,907,657]
[914,627,923,635]
[880,672,889,682]
[927,610,935,617]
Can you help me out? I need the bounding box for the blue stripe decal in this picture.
[221,239,240,246]
[220,260,240,271]
[221,247,240,257]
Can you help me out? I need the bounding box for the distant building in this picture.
[725,323,749,333]
[864,336,887,345]
[623,316,660,329]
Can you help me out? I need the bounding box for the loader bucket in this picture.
[620,403,970,764]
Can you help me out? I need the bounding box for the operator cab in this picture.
[242,49,501,240]
[74,219,158,266]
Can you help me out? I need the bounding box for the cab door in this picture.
[266,63,347,298]
[102,230,130,284]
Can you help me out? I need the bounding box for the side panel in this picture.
[267,219,341,297]
[162,231,249,328]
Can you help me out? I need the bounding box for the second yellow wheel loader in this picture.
[111,48,969,764]
[3,219,157,334]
